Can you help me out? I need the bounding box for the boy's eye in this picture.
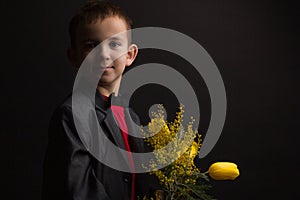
[85,42,99,49]
[109,41,121,48]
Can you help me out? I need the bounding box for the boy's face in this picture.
[68,16,137,88]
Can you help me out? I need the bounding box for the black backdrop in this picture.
[1,0,299,199]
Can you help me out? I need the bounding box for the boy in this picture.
[42,1,162,199]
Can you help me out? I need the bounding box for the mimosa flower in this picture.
[189,141,199,159]
[141,105,239,200]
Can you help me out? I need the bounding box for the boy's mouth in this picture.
[102,66,115,71]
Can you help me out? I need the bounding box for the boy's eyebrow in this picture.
[82,38,100,43]
[82,36,123,43]
[108,36,123,41]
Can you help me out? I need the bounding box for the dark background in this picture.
[1,0,299,199]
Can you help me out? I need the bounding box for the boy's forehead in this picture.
[75,16,129,42]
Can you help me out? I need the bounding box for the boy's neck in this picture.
[97,76,122,97]
[97,81,120,97]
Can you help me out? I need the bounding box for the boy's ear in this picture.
[67,47,79,68]
[126,44,138,66]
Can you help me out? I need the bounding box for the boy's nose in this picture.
[99,45,111,62]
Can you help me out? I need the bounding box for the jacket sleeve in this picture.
[42,105,110,200]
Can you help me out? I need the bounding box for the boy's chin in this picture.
[97,78,113,86]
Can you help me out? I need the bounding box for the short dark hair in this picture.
[69,0,133,48]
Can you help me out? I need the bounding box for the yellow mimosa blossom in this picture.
[141,105,240,200]
[189,141,199,159]
[141,105,214,199]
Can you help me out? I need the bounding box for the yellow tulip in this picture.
[208,162,240,180]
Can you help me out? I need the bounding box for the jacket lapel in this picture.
[102,109,126,150]
[124,108,144,153]
[94,91,127,153]
[94,90,145,168]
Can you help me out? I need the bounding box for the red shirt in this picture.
[102,95,136,200]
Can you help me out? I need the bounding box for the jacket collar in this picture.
[95,90,127,112]
[95,89,110,113]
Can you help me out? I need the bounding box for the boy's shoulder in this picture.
[54,91,93,112]
[49,93,73,124]
[52,91,139,121]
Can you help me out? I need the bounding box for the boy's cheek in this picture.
[109,53,126,64]
[78,51,91,65]
[111,49,128,60]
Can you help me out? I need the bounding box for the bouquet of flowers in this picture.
[141,105,239,200]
